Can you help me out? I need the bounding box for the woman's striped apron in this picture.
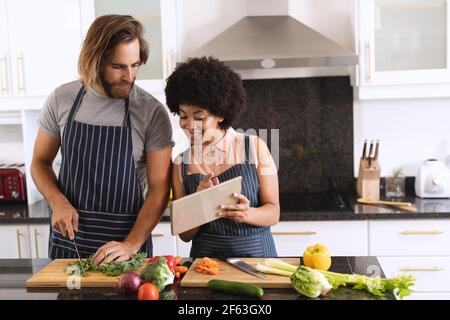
[49,85,152,258]
[181,135,277,258]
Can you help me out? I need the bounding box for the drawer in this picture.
[271,221,368,257]
[378,257,450,293]
[151,222,177,257]
[369,219,450,256]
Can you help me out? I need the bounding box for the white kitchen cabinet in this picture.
[357,0,450,99]
[83,0,177,95]
[271,221,368,257]
[151,222,177,257]
[29,224,50,259]
[0,0,82,98]
[368,219,450,256]
[0,224,31,258]
[378,257,450,293]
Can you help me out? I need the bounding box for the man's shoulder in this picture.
[53,80,83,97]
[132,85,164,111]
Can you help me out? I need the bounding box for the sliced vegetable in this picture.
[303,243,332,271]
[255,263,293,277]
[207,279,264,299]
[264,258,298,273]
[118,272,143,293]
[195,257,220,275]
[66,252,147,277]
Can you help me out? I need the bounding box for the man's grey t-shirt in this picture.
[38,80,174,197]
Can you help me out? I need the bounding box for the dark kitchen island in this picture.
[0,256,396,300]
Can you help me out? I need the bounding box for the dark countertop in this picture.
[2,194,450,225]
[0,257,395,300]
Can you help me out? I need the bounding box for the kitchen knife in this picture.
[361,139,368,160]
[368,140,374,168]
[72,237,85,274]
[374,140,380,161]
[226,258,267,280]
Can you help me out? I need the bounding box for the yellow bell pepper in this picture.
[303,243,332,271]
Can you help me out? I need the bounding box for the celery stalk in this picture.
[264,258,298,273]
[255,263,293,276]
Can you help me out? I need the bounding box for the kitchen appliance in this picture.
[415,159,450,198]
[0,164,26,202]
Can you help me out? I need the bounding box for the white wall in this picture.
[354,97,450,177]
[176,0,247,60]
[289,0,357,52]
[0,125,24,164]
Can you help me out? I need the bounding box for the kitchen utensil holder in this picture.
[356,158,381,200]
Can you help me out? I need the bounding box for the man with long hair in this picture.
[31,15,173,263]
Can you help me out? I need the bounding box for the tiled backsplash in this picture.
[236,77,354,193]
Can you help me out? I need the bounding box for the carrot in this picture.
[175,256,182,265]
[175,272,181,278]
[194,259,220,275]
[175,265,188,274]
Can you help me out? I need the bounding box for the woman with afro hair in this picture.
[166,56,279,258]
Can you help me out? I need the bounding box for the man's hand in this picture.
[219,193,251,223]
[51,200,79,240]
[197,173,219,192]
[92,241,138,265]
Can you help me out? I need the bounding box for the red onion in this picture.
[118,272,143,293]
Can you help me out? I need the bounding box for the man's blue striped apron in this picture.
[181,135,277,258]
[49,84,152,258]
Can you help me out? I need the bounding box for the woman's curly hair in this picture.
[165,56,247,129]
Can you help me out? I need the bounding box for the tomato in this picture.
[138,283,159,300]
[164,255,176,273]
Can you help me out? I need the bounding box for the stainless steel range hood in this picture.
[191,3,358,71]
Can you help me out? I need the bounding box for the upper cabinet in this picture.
[357,0,450,99]
[85,0,177,94]
[0,0,82,98]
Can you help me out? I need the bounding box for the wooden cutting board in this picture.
[180,258,300,288]
[26,259,146,288]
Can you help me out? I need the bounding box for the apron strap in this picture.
[244,135,250,164]
[123,97,131,127]
[67,85,86,121]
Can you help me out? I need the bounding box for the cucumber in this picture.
[207,279,264,299]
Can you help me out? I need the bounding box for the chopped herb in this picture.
[66,252,147,277]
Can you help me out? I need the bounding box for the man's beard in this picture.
[100,74,135,99]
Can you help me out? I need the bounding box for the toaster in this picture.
[415,159,450,198]
[0,165,27,202]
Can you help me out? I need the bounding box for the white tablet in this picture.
[170,176,242,235]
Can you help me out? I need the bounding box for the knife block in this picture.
[356,158,381,200]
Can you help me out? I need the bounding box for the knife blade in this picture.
[72,237,84,274]
[368,140,374,168]
[226,258,267,280]
[361,139,368,160]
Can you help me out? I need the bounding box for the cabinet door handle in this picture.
[34,229,41,259]
[16,53,25,94]
[271,231,318,235]
[0,53,8,94]
[366,40,372,83]
[16,229,23,259]
[151,233,164,238]
[400,230,444,235]
[401,266,443,272]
